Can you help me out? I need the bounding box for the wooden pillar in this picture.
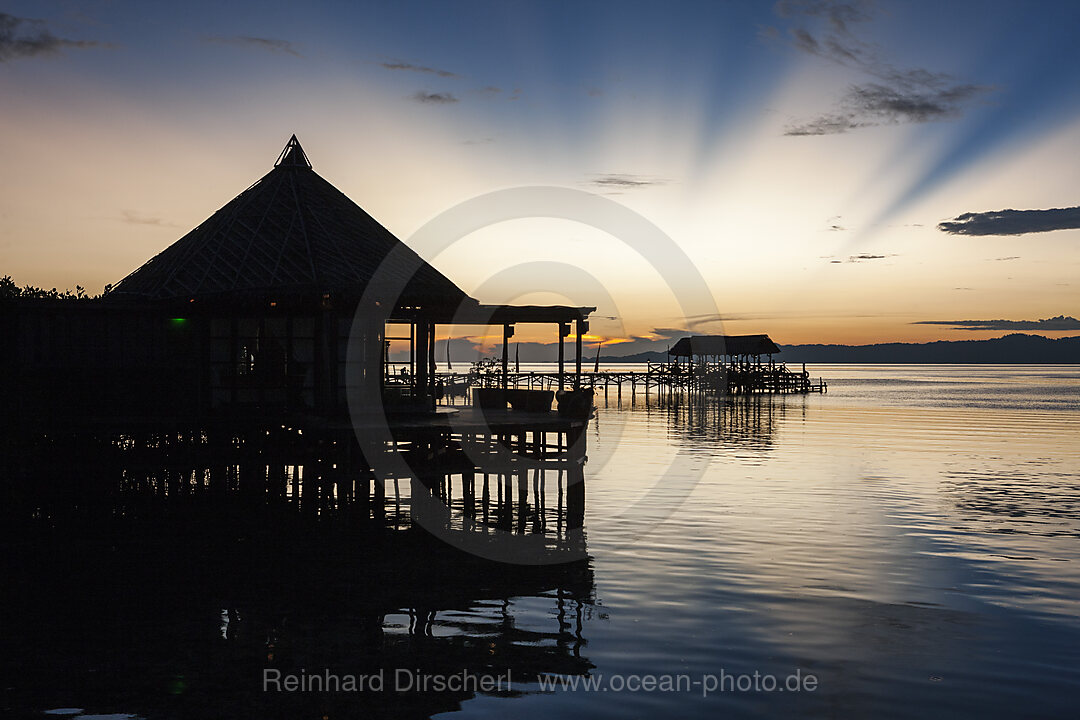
[574,319,585,390]
[415,319,429,405]
[501,324,514,391]
[557,322,570,391]
[428,321,437,409]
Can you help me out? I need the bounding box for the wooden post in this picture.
[574,319,585,390]
[502,324,513,392]
[415,319,429,406]
[429,321,437,408]
[557,322,570,391]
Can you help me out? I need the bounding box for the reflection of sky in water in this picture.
[472,365,1080,718]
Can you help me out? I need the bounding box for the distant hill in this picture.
[599,334,1080,364]
[596,350,669,363]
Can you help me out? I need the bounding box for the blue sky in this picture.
[2,0,1079,345]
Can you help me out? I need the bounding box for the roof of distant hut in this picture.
[110,135,470,309]
[669,334,781,357]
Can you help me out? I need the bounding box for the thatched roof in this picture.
[110,135,469,308]
[669,334,781,357]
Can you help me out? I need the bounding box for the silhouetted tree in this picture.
[0,275,109,301]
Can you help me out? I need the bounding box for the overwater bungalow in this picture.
[663,334,826,394]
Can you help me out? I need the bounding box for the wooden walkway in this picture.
[437,363,827,403]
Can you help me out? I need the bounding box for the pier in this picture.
[435,333,827,404]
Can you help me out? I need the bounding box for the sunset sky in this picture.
[2,0,1078,349]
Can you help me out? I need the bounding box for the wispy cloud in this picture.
[411,91,459,104]
[120,210,179,228]
[785,81,989,136]
[203,35,300,56]
[913,315,1080,331]
[0,11,102,62]
[380,60,458,78]
[770,1,991,135]
[827,252,894,263]
[938,206,1080,236]
[586,174,668,191]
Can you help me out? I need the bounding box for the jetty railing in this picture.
[435,361,826,405]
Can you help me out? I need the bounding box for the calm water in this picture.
[465,364,1080,718]
[5,365,1079,719]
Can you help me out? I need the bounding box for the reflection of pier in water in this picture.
[2,408,588,555]
[592,389,789,453]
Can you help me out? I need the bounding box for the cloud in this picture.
[938,206,1080,236]
[912,315,1080,331]
[648,327,687,340]
[380,60,458,78]
[120,211,179,228]
[775,0,874,35]
[786,81,988,135]
[411,91,459,104]
[773,1,991,135]
[826,253,894,263]
[0,11,101,62]
[586,174,668,191]
[203,35,300,56]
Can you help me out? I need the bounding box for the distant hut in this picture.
[668,335,781,367]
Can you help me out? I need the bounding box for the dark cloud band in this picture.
[938,207,1080,236]
[913,316,1080,331]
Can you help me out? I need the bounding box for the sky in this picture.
[1,0,1079,350]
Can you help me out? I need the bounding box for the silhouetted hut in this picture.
[669,334,781,366]
[6,136,593,422]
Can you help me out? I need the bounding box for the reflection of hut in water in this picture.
[662,394,783,451]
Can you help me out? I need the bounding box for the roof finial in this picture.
[275,134,312,169]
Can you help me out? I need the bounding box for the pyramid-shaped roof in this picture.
[111,135,470,308]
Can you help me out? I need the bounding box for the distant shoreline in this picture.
[588,334,1080,364]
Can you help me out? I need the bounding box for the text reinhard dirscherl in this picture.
[262,668,819,696]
